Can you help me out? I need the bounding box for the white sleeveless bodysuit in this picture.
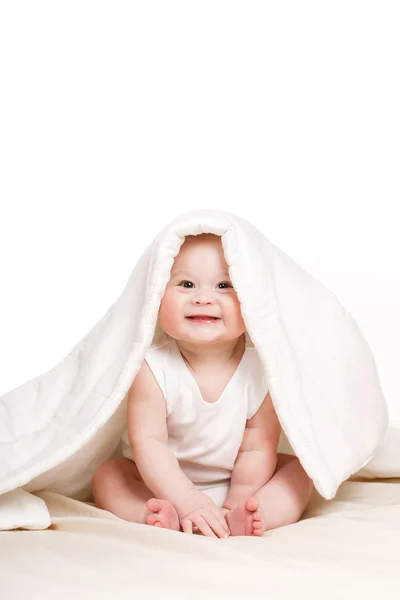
[121,334,268,506]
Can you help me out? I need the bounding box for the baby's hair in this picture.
[183,233,221,244]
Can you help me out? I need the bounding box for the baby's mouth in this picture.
[185,315,221,324]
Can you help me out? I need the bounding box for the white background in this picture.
[1,2,399,417]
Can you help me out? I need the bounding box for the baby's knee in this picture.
[285,492,308,525]
[92,459,120,497]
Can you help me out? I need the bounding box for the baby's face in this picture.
[158,234,246,345]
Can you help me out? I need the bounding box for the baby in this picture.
[92,233,313,537]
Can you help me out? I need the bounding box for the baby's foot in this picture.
[146,498,180,531]
[225,497,266,536]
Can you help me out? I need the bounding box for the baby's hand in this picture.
[174,489,230,538]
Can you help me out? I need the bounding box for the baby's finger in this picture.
[181,518,193,535]
[209,507,230,535]
[219,511,231,535]
[202,511,230,538]
[191,515,218,538]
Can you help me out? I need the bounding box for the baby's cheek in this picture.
[159,295,179,329]
[231,299,246,329]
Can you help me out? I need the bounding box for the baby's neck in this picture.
[175,334,245,373]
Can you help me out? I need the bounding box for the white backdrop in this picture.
[1,2,399,422]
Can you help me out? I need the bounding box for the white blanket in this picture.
[0,209,388,530]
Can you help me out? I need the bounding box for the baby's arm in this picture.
[127,360,195,503]
[222,392,281,511]
[128,361,229,537]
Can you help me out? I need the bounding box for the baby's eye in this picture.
[217,282,233,289]
[179,280,194,288]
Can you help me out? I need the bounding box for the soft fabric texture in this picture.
[4,482,400,598]
[0,209,388,530]
[121,331,268,496]
[0,488,51,531]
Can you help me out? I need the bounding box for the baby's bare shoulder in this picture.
[128,359,165,407]
[246,392,281,437]
[127,359,168,444]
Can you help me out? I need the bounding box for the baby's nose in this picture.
[193,289,215,304]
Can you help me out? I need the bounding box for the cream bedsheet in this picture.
[2,480,400,599]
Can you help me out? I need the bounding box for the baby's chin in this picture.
[168,322,243,344]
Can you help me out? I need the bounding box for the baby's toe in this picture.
[147,514,158,526]
[245,497,259,512]
[252,511,265,536]
[147,498,161,513]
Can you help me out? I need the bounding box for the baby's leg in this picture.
[226,454,313,536]
[92,458,180,531]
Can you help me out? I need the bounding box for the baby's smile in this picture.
[185,314,222,324]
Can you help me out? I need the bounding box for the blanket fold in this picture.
[0,209,388,530]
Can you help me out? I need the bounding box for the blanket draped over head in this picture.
[0,209,388,530]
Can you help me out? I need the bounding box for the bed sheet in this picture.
[2,480,400,599]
